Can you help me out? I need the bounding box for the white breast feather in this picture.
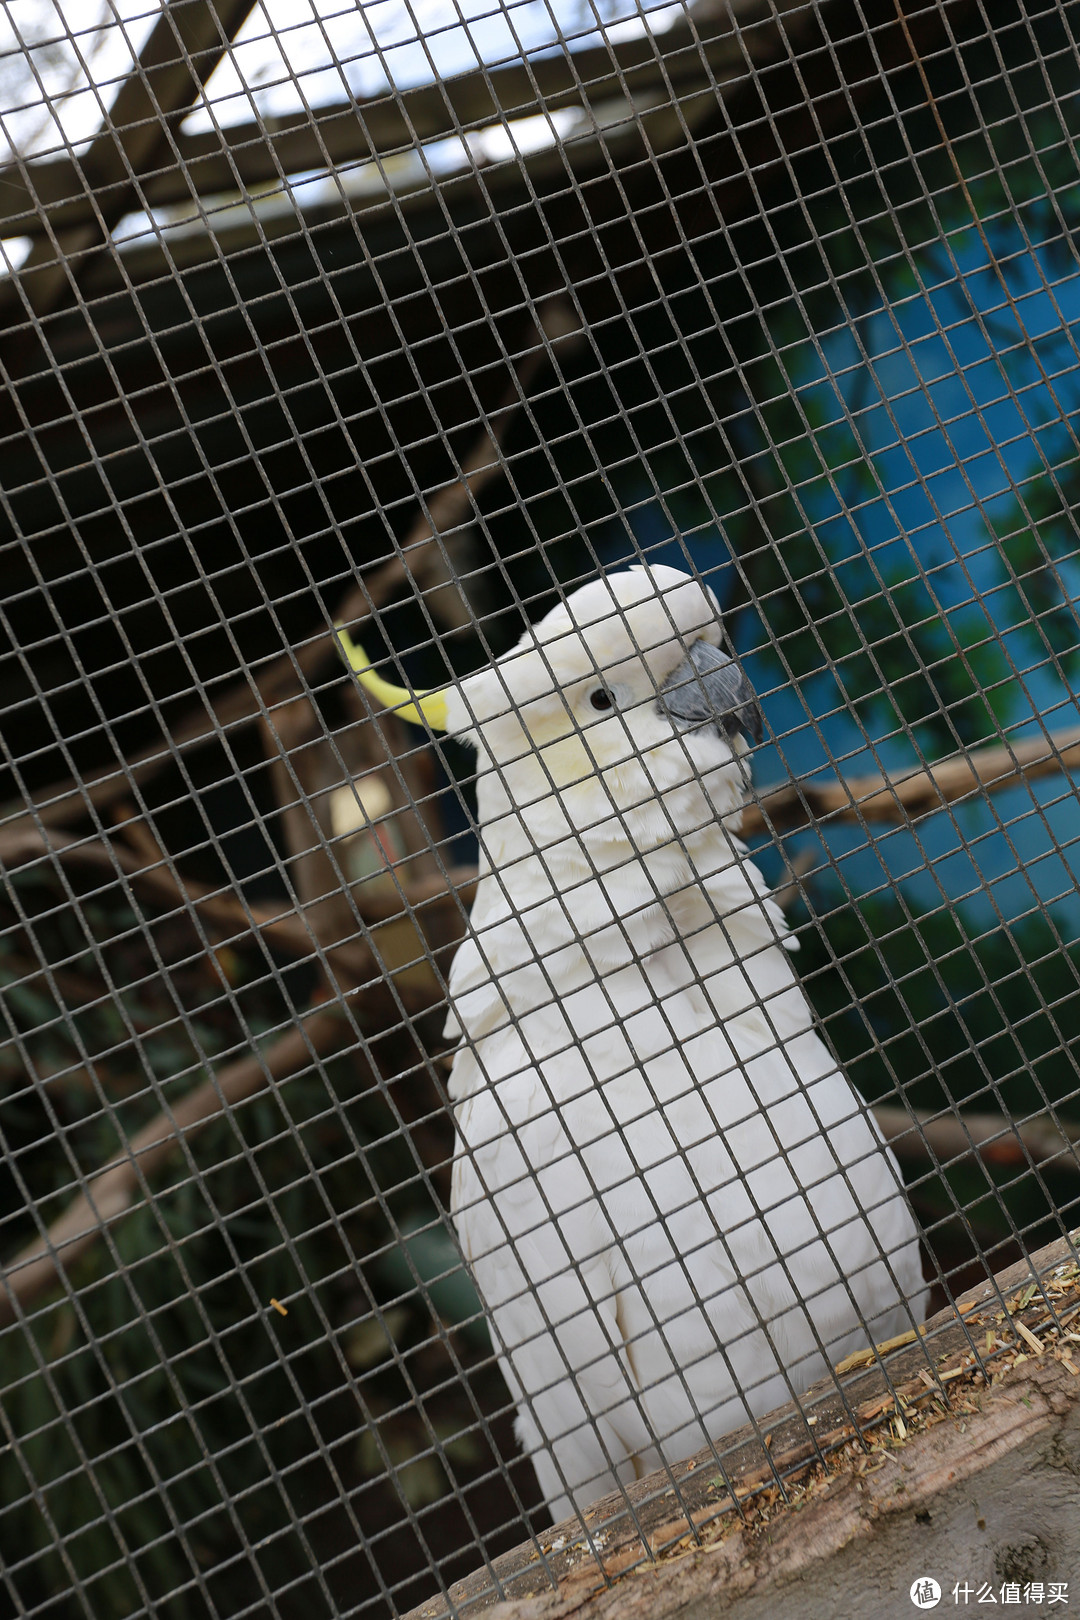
[445,568,927,1522]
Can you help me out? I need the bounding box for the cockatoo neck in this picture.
[446,746,782,1076]
[472,749,748,893]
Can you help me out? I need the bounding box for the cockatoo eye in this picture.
[589,688,615,712]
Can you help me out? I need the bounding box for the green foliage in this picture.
[0,871,485,1618]
[990,461,1080,669]
[624,95,1080,761]
[791,879,1080,1263]
[794,882,1080,1119]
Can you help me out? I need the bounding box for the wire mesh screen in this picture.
[1,0,1079,1614]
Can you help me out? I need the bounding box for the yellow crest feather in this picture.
[335,624,449,731]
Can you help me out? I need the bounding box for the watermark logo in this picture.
[952,1582,1070,1605]
[911,1579,942,1610]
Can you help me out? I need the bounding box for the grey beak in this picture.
[659,640,764,747]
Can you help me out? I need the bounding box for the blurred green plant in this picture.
[0,870,495,1619]
[793,884,1080,1119]
[794,878,1080,1276]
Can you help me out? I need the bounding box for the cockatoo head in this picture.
[342,566,761,848]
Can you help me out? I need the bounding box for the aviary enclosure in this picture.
[0,0,1079,1615]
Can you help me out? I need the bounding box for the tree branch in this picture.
[1,300,581,839]
[0,822,455,1012]
[742,725,1080,834]
[0,1006,354,1327]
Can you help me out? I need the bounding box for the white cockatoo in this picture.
[341,566,926,1524]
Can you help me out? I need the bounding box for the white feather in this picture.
[445,565,927,1522]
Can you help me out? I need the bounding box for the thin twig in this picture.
[1,302,581,840]
[0,1006,355,1326]
[772,847,819,912]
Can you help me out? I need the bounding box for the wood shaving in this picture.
[644,1251,1080,1567]
[1015,1319,1044,1355]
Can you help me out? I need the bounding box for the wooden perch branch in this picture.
[0,1006,355,1327]
[13,701,1073,870]
[742,725,1080,834]
[1,300,582,840]
[876,1104,1080,1175]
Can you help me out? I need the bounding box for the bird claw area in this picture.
[425,1231,1080,1616]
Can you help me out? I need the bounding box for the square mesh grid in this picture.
[1,0,1079,1615]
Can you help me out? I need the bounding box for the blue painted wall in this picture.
[601,234,1080,934]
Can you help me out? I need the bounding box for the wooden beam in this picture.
[79,0,258,188]
[2,0,256,320]
[0,0,807,239]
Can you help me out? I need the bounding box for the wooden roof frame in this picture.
[0,0,805,241]
[0,0,257,317]
[1,0,952,314]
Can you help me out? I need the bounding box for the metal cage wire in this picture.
[1,0,1079,1615]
